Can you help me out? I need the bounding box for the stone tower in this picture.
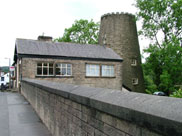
[99,12,145,93]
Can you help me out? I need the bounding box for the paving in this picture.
[0,92,52,136]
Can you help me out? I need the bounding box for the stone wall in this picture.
[21,57,122,90]
[21,78,182,136]
[99,13,145,93]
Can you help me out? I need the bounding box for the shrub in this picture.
[170,89,182,98]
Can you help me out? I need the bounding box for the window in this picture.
[86,64,100,77]
[101,65,114,77]
[1,77,4,81]
[37,62,53,76]
[131,59,137,66]
[55,63,72,76]
[132,78,138,85]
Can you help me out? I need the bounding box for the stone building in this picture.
[13,12,145,93]
[13,36,123,90]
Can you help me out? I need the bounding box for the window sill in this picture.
[36,75,74,78]
[101,76,116,78]
[85,76,116,78]
[85,76,100,78]
[36,75,54,78]
[55,76,74,78]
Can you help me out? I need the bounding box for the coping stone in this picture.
[22,78,182,136]
[70,86,108,106]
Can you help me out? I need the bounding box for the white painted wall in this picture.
[0,73,9,86]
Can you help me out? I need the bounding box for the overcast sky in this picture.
[0,0,149,66]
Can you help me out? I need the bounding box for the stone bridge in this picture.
[21,78,182,136]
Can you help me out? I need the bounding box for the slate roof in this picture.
[15,39,122,61]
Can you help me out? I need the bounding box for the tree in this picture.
[170,89,182,98]
[136,0,182,95]
[55,19,99,44]
[136,0,182,45]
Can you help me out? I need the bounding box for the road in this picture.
[0,92,51,136]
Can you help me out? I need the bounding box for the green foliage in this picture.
[143,36,182,95]
[144,76,158,94]
[136,0,182,95]
[142,64,158,94]
[0,66,9,73]
[55,19,99,44]
[136,0,182,44]
[170,89,182,98]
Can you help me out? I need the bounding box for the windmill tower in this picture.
[99,12,145,93]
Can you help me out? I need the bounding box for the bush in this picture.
[170,89,182,98]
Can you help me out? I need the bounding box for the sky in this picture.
[0,0,150,66]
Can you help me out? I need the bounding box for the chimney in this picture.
[38,36,53,42]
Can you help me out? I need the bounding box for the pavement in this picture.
[0,92,52,136]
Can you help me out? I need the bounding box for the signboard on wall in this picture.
[10,66,15,72]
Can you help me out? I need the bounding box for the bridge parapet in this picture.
[21,78,182,136]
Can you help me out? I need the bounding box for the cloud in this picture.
[0,0,147,66]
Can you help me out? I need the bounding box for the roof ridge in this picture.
[15,38,123,61]
[17,38,106,48]
[17,38,101,46]
[57,41,100,46]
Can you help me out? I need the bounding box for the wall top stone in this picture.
[22,78,182,136]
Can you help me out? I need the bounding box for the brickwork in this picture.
[20,57,122,90]
[99,13,145,93]
[21,80,165,136]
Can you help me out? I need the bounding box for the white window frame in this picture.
[86,64,100,77]
[55,63,72,76]
[37,62,54,76]
[131,59,137,66]
[101,65,115,77]
[132,78,138,85]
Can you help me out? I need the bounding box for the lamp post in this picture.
[5,58,11,89]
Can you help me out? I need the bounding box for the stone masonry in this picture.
[99,13,145,93]
[21,78,182,136]
[20,57,122,90]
